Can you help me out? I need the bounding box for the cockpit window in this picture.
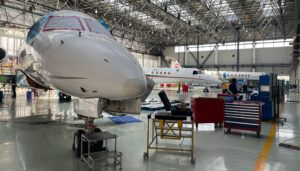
[193,70,203,75]
[43,16,84,31]
[84,18,112,37]
[26,15,49,43]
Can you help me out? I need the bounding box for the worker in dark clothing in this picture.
[229,78,243,100]
[11,76,17,98]
[229,78,238,95]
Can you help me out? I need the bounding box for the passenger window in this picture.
[193,71,199,75]
[43,16,84,31]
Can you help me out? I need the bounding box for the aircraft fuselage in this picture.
[18,10,146,100]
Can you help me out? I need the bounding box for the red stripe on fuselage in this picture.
[148,75,203,80]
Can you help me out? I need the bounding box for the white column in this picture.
[297,65,300,92]
[252,41,256,72]
[142,54,145,68]
[215,45,218,71]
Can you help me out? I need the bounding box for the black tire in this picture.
[203,88,209,93]
[65,95,72,102]
[92,128,104,152]
[58,92,63,103]
[73,129,85,157]
[68,95,72,101]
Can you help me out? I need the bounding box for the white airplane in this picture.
[204,70,265,81]
[143,67,222,85]
[165,58,265,82]
[0,10,148,156]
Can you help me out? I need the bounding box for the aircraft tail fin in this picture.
[170,60,182,68]
[165,57,182,68]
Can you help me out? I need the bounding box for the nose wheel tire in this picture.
[73,129,86,157]
[72,128,105,157]
[92,128,104,152]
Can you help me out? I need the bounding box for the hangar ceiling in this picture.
[0,0,296,47]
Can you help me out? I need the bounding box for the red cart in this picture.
[191,97,225,129]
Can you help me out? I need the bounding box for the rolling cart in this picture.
[143,111,195,163]
[81,131,122,169]
[224,101,263,137]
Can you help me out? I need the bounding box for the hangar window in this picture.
[84,18,112,37]
[43,16,84,31]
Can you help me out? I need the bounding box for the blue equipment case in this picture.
[250,75,273,121]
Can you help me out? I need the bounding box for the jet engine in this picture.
[0,47,7,62]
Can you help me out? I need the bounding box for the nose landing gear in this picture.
[72,117,105,157]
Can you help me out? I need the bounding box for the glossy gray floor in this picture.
[0,89,299,171]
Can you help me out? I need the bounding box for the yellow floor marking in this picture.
[253,123,276,171]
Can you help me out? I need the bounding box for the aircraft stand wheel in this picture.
[256,132,260,138]
[224,129,231,134]
[191,157,196,164]
[143,152,148,160]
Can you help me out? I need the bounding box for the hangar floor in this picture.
[0,89,299,171]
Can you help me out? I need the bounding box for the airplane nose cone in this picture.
[123,78,147,98]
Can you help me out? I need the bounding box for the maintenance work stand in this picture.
[144,111,195,163]
[80,131,122,169]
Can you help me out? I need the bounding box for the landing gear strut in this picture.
[72,118,104,157]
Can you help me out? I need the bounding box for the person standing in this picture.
[229,78,243,100]
[229,78,238,95]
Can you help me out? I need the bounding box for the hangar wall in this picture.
[163,46,292,75]
[133,52,160,68]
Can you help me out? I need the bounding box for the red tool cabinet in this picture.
[191,97,225,129]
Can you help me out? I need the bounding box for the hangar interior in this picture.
[0,0,299,171]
